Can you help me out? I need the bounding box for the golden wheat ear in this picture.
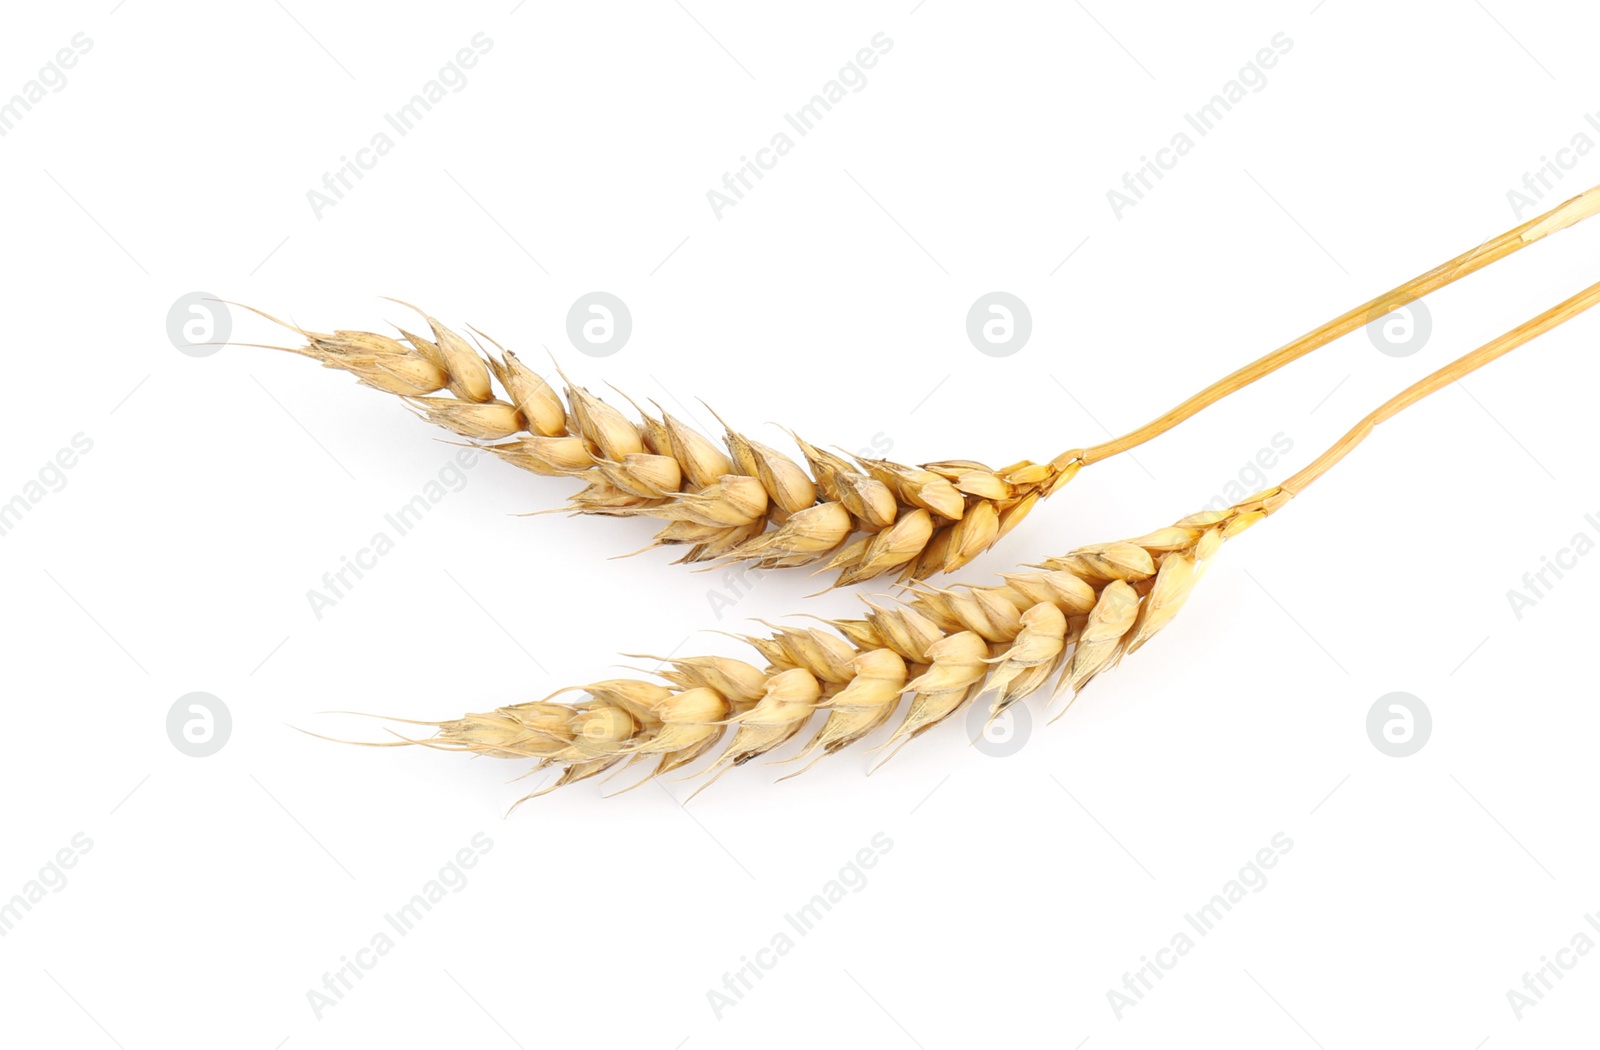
[351,275,1600,802]
[235,185,1600,586]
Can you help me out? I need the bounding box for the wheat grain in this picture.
[240,185,1600,587]
[343,275,1600,805]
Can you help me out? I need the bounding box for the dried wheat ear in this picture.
[240,184,1600,587]
[389,500,1269,806]
[338,277,1600,805]
[240,298,1073,586]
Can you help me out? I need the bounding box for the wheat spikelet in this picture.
[238,184,1600,586]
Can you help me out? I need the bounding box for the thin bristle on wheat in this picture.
[239,299,1073,586]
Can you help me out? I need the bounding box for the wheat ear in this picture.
[364,277,1600,803]
[243,185,1600,586]
[236,298,1073,585]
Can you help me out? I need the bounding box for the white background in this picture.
[3,1,1598,1046]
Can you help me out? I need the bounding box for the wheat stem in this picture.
[1276,276,1600,501]
[1074,182,1600,466]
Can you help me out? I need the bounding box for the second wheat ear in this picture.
[338,277,1600,805]
[239,184,1600,587]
